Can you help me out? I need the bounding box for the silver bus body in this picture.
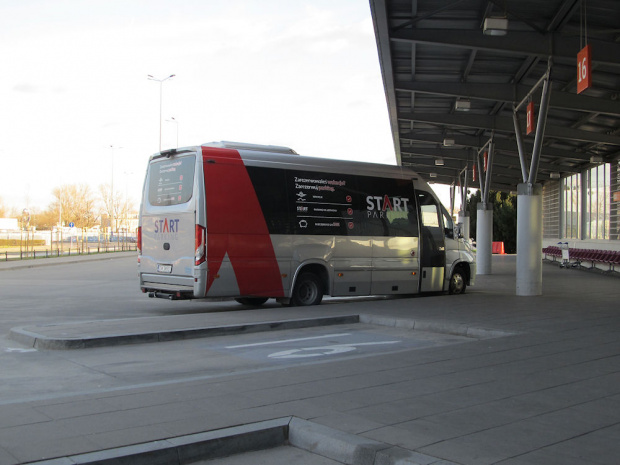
[138,142,475,305]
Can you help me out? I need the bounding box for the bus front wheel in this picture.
[449,268,467,295]
[291,272,323,306]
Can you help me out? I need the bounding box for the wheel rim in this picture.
[451,273,464,293]
[298,281,318,304]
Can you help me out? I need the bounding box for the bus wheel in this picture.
[235,297,269,306]
[291,272,323,306]
[449,268,466,295]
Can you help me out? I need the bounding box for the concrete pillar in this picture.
[516,183,543,296]
[458,211,470,242]
[476,203,493,275]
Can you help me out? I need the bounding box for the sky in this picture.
[0,0,452,214]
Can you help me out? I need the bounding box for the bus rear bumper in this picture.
[140,273,196,298]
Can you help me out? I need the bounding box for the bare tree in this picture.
[99,183,134,233]
[51,184,98,228]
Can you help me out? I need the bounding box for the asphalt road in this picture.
[0,256,472,406]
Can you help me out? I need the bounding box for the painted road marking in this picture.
[225,333,351,349]
[268,341,400,359]
[4,348,37,353]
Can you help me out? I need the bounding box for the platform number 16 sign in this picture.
[577,45,591,94]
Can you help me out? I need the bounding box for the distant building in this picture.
[0,218,19,231]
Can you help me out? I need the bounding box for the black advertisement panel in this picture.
[246,166,418,237]
[288,170,360,236]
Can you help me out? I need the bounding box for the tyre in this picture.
[234,297,269,306]
[449,268,467,295]
[290,272,323,306]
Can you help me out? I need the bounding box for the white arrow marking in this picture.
[4,348,37,353]
[225,333,351,349]
[268,341,400,359]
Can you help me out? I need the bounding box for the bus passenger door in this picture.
[418,191,446,292]
[371,236,419,294]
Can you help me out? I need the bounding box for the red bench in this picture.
[543,246,620,272]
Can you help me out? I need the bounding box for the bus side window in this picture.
[361,177,418,237]
[245,167,291,234]
[441,206,454,239]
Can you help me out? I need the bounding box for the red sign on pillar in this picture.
[577,44,592,94]
[526,101,535,135]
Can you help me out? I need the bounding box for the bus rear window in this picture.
[148,155,196,206]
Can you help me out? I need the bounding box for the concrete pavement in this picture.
[1,255,619,464]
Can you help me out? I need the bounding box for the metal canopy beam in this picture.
[399,112,620,146]
[399,146,580,173]
[401,157,523,179]
[398,132,592,163]
[527,69,553,184]
[394,81,620,117]
[391,29,620,68]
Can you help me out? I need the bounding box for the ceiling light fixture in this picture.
[455,99,471,111]
[435,158,444,166]
[483,17,508,36]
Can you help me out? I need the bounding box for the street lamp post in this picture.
[148,74,175,151]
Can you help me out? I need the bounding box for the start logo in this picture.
[154,218,180,234]
[366,195,409,219]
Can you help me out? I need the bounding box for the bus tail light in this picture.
[195,225,206,265]
[137,226,142,255]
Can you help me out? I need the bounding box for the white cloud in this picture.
[0,0,395,211]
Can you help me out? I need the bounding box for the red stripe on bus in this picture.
[201,147,284,297]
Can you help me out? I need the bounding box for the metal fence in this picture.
[2,241,137,262]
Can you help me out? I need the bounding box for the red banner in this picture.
[577,45,592,94]
[526,101,535,135]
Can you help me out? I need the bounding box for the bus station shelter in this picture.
[369,0,620,295]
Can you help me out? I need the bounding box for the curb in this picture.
[10,313,514,351]
[23,417,459,465]
[10,315,361,350]
[358,314,516,339]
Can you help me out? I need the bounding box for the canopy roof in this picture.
[370,0,620,191]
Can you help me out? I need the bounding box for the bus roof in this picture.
[202,141,298,155]
[151,142,421,182]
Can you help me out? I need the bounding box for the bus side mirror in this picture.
[454,224,463,239]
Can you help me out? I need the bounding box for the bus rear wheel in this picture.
[291,272,323,306]
[449,268,467,295]
[235,297,269,306]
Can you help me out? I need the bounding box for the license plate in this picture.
[157,264,173,273]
